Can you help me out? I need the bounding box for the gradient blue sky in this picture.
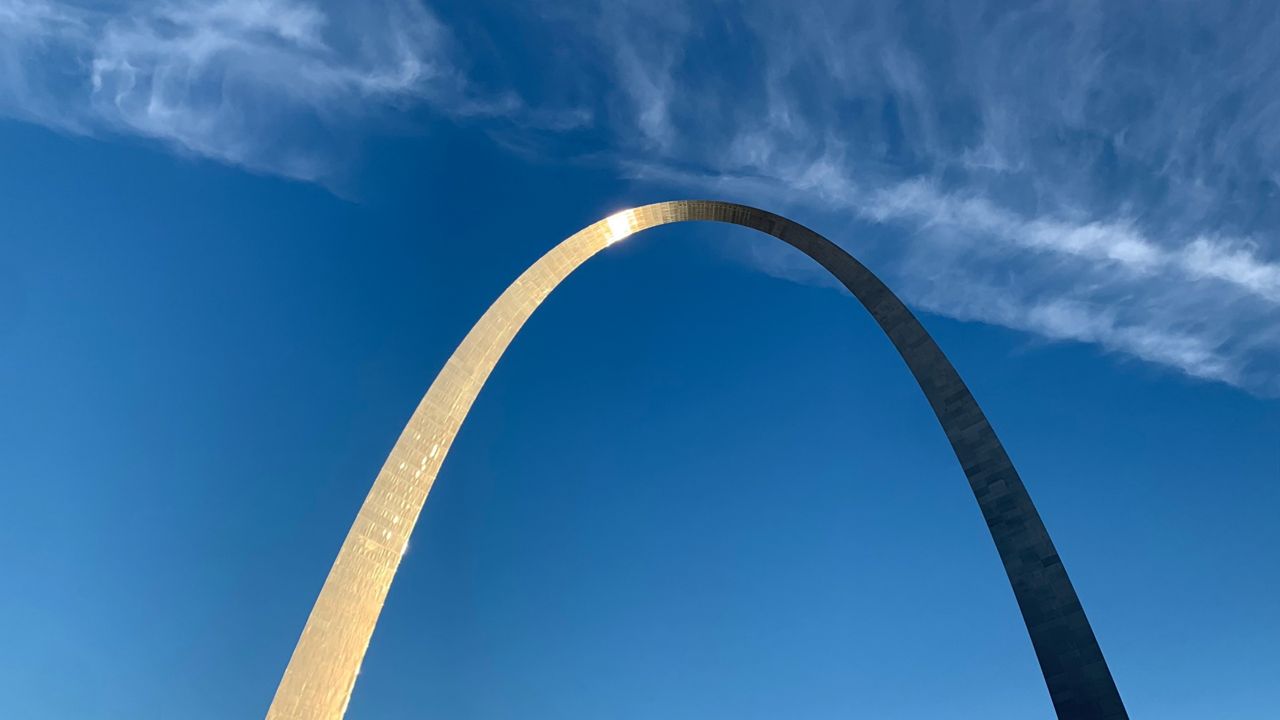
[1,1,1278,718]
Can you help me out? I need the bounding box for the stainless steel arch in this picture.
[266,200,1128,720]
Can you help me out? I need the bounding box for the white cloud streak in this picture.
[2,0,1277,393]
[0,0,587,180]
[585,1,1280,395]
[625,155,1279,393]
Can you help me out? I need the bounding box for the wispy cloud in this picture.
[3,0,1277,393]
[593,3,689,153]
[581,0,1280,395]
[868,182,1276,390]
[625,150,1280,394]
[0,0,588,181]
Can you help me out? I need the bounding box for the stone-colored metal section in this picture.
[266,201,1128,720]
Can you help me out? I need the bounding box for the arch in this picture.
[266,201,1128,720]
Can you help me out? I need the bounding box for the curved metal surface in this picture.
[266,200,1128,720]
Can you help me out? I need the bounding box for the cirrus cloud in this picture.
[3,0,1278,394]
[0,0,588,181]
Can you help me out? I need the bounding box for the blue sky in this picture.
[0,1,1277,718]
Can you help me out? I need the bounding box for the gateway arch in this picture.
[266,201,1129,720]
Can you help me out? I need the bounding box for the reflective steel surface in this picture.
[265,201,1128,720]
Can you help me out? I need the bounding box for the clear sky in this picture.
[1,1,1278,718]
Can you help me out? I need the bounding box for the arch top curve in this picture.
[266,201,1128,720]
